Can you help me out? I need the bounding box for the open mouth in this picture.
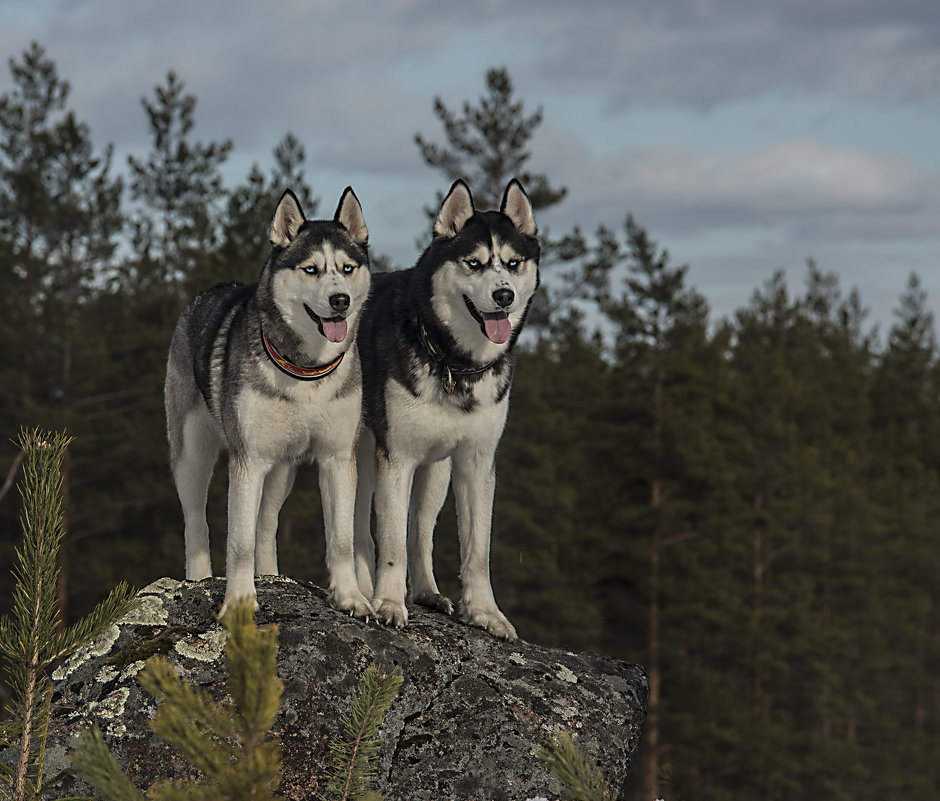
[463,296,511,345]
[304,303,347,343]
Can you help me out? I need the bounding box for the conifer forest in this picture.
[1,44,938,801]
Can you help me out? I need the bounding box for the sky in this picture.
[2,0,939,338]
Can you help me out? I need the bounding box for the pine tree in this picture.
[723,273,811,799]
[215,132,318,286]
[0,429,137,801]
[0,42,124,621]
[792,264,877,798]
[125,69,232,317]
[526,223,622,335]
[867,273,940,798]
[490,330,608,649]
[0,42,123,430]
[599,216,723,801]
[75,70,236,604]
[52,273,185,618]
[710,266,885,800]
[270,132,314,207]
[414,66,566,212]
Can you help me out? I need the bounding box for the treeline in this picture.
[0,43,937,801]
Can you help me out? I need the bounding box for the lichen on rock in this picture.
[46,576,648,801]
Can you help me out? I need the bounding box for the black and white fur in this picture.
[165,188,373,618]
[354,179,540,639]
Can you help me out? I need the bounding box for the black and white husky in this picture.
[164,188,374,618]
[355,179,540,639]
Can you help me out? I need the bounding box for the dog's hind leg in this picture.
[254,463,296,576]
[172,409,220,582]
[408,459,454,615]
[353,431,377,598]
[320,452,374,619]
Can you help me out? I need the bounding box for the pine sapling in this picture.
[69,728,144,801]
[323,663,403,801]
[538,729,613,801]
[73,596,283,801]
[0,428,138,801]
[73,590,404,801]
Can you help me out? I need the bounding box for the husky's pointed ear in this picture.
[335,186,369,246]
[434,179,475,238]
[270,189,305,248]
[500,179,537,237]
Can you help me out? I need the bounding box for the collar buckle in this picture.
[419,319,496,395]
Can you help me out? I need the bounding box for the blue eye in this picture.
[466,259,483,269]
[343,264,355,274]
[506,259,521,269]
[302,266,317,275]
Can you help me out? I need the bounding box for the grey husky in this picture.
[164,187,373,618]
[354,179,540,639]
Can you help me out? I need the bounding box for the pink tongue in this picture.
[321,318,347,343]
[482,312,511,344]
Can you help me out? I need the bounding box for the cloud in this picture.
[3,0,940,321]
[538,136,940,243]
[5,0,939,169]
[522,0,940,108]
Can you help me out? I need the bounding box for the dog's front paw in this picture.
[330,589,375,621]
[412,591,454,616]
[373,597,409,628]
[458,602,517,640]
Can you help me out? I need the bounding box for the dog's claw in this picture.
[412,591,454,616]
[330,589,375,621]
[373,598,409,628]
[458,602,517,640]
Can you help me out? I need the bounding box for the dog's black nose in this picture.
[329,293,350,313]
[492,288,514,308]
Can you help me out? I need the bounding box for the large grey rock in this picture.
[45,577,648,800]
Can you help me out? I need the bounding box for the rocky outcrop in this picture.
[45,577,648,800]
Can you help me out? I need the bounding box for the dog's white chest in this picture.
[384,371,508,463]
[235,376,358,464]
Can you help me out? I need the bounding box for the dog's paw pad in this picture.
[412,591,454,616]
[373,598,409,628]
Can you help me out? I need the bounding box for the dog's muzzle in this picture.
[304,303,348,343]
[463,295,512,345]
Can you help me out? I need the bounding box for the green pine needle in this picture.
[0,429,137,801]
[138,656,241,778]
[74,597,284,801]
[9,433,395,801]
[538,729,613,801]
[70,728,146,801]
[224,596,283,744]
[52,580,140,664]
[323,663,403,801]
